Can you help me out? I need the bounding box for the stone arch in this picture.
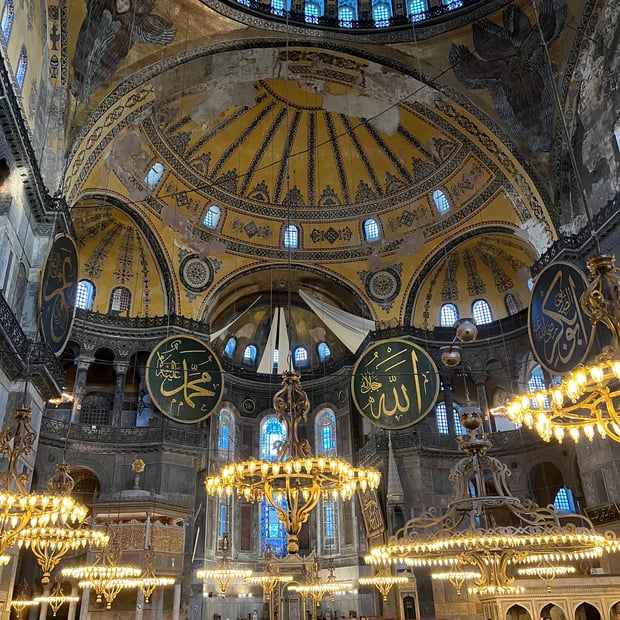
[529,461,564,507]
[540,602,568,620]
[575,602,602,620]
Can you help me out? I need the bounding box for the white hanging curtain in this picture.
[298,288,376,353]
[209,296,261,343]
[257,307,280,374]
[277,307,290,373]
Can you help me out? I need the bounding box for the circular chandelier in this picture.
[18,524,109,585]
[0,408,87,554]
[35,576,80,617]
[366,403,619,595]
[205,371,380,553]
[197,533,252,597]
[126,549,175,603]
[358,569,409,601]
[246,546,293,620]
[290,554,353,610]
[503,254,620,443]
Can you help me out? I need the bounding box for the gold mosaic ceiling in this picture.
[65,21,557,336]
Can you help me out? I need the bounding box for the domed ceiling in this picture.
[64,16,559,366]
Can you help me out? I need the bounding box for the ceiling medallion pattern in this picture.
[179,254,214,293]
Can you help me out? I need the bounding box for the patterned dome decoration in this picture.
[180,254,214,293]
[366,268,401,303]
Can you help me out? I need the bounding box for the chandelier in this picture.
[290,554,353,611]
[9,581,39,615]
[205,371,380,553]
[366,402,619,595]
[0,408,87,554]
[246,546,293,620]
[502,254,620,443]
[358,567,409,601]
[35,575,80,617]
[197,532,252,597]
[62,542,143,608]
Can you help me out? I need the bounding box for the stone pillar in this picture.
[473,374,492,433]
[111,361,128,427]
[72,358,92,423]
[172,583,181,620]
[67,585,79,620]
[136,588,145,620]
[154,586,164,619]
[78,587,90,620]
[37,584,50,620]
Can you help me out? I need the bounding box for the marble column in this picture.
[442,378,457,435]
[135,588,145,620]
[67,585,79,620]
[473,374,492,433]
[71,358,92,423]
[111,361,128,427]
[172,583,181,620]
[154,587,164,619]
[78,587,90,620]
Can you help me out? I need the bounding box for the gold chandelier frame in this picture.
[205,371,380,553]
[197,533,252,597]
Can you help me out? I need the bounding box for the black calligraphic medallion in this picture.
[146,335,223,424]
[351,338,440,430]
[38,234,79,355]
[528,261,595,376]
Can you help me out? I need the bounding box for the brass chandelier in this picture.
[359,566,409,601]
[366,402,619,595]
[35,575,80,617]
[503,254,620,443]
[197,532,252,597]
[205,371,380,553]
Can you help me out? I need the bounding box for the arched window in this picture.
[16,45,27,90]
[109,286,131,315]
[442,0,462,8]
[527,364,545,392]
[408,0,427,19]
[76,280,95,310]
[218,503,228,537]
[203,205,221,229]
[317,342,331,362]
[504,293,520,315]
[217,408,234,458]
[1,0,14,42]
[243,344,257,364]
[435,401,464,435]
[272,0,285,15]
[260,416,288,556]
[363,218,380,241]
[315,408,336,456]
[320,496,339,555]
[472,299,493,325]
[224,337,236,358]
[553,487,575,513]
[283,224,299,249]
[304,1,320,21]
[432,189,450,213]
[338,4,355,24]
[144,162,165,189]
[372,2,391,25]
[293,346,308,367]
[273,348,279,369]
[440,303,458,327]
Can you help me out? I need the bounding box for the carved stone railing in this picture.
[39,417,207,448]
[0,291,64,396]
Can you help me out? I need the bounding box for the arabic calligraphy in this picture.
[357,486,385,538]
[39,235,78,355]
[352,339,439,429]
[146,335,223,424]
[529,262,594,375]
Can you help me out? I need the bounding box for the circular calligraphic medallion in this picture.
[180,254,213,293]
[528,261,595,375]
[366,269,401,303]
[146,335,224,424]
[351,338,440,430]
[38,234,79,356]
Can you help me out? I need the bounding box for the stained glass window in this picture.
[16,45,27,90]
[1,0,13,42]
[316,408,336,456]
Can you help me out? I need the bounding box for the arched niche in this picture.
[540,602,568,620]
[575,603,602,620]
[507,604,532,620]
[529,461,564,507]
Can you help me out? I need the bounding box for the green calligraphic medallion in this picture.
[38,234,79,356]
[146,335,224,424]
[528,261,595,376]
[351,338,440,429]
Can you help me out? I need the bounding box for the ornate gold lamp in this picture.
[290,554,353,614]
[62,542,142,608]
[246,546,293,620]
[205,371,380,553]
[359,567,409,601]
[197,533,252,597]
[9,581,39,617]
[366,403,619,596]
[0,408,87,554]
[503,254,620,443]
[34,575,80,617]
[116,548,175,603]
[17,523,109,585]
